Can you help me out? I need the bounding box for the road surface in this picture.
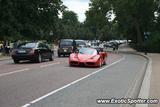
[0,53,147,107]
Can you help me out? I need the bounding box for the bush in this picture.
[146,32,160,53]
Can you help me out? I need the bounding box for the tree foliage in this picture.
[85,0,112,40]
[60,10,79,39]
[112,0,156,44]
[85,0,159,45]
[0,0,63,40]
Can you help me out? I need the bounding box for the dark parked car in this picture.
[75,40,87,49]
[11,42,54,63]
[58,39,75,57]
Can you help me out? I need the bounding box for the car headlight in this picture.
[90,56,99,60]
[11,49,17,55]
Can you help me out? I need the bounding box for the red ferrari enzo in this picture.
[69,48,107,67]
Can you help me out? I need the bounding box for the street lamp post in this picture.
[144,32,150,55]
[49,31,54,48]
[50,31,53,41]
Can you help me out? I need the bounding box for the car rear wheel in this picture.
[13,59,19,64]
[49,54,54,61]
[58,54,61,57]
[98,58,102,67]
[103,59,107,65]
[37,54,42,63]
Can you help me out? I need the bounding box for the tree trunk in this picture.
[133,17,143,44]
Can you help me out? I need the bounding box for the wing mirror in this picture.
[75,49,79,54]
[99,52,103,55]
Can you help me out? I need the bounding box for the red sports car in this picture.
[69,48,107,67]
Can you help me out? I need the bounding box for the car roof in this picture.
[80,47,96,51]
[18,41,46,46]
[60,39,73,42]
[75,40,85,42]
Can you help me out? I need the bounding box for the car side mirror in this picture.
[75,49,79,54]
[99,52,103,55]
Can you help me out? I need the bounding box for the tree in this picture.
[0,0,64,41]
[112,0,156,44]
[61,10,80,39]
[85,0,156,44]
[85,0,113,40]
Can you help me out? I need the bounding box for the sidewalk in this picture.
[0,53,11,61]
[149,54,160,107]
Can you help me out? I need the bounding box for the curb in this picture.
[135,53,152,107]
[108,50,152,107]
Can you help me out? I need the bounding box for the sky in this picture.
[62,0,90,22]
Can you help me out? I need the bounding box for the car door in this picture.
[43,43,52,58]
[37,43,47,59]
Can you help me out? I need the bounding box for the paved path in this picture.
[149,54,160,107]
[107,44,160,107]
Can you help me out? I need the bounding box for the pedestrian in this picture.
[0,42,3,52]
[116,43,119,50]
[72,40,77,53]
[112,43,116,51]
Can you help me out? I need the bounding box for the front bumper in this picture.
[69,60,99,67]
[12,54,37,61]
[58,48,72,55]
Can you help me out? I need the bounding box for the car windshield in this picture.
[76,41,86,46]
[18,43,37,48]
[79,48,97,55]
[60,40,73,47]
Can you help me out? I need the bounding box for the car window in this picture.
[43,44,50,49]
[76,41,86,46]
[38,43,47,49]
[60,40,73,47]
[79,48,97,55]
[18,43,37,48]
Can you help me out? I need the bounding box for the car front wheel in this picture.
[37,54,42,63]
[13,59,19,64]
[58,53,61,57]
[49,54,54,61]
[98,58,102,67]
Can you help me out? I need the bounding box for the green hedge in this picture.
[146,32,160,53]
[130,32,160,53]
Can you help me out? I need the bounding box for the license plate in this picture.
[18,50,26,53]
[64,49,67,52]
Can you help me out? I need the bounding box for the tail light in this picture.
[29,49,35,54]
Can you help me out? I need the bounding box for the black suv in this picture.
[58,39,75,57]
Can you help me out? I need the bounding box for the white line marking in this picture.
[21,56,125,107]
[0,68,29,77]
[40,62,60,68]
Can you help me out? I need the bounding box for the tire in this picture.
[13,59,19,64]
[103,60,106,65]
[58,54,61,57]
[37,54,42,63]
[98,58,102,67]
[69,64,72,67]
[49,54,54,61]
[103,58,107,65]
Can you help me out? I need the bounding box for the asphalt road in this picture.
[0,53,147,107]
